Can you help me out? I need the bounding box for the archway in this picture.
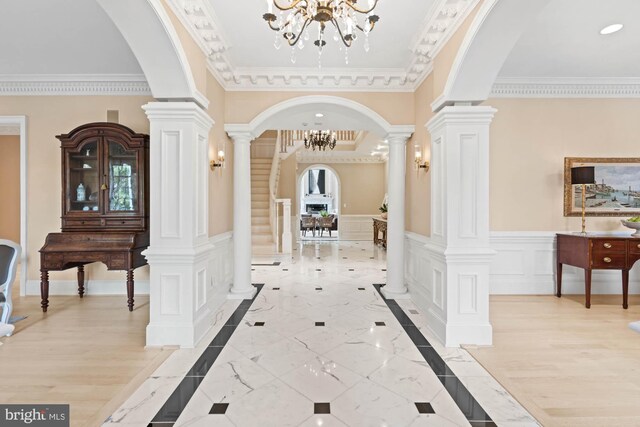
[298,164,342,240]
[226,95,414,300]
[436,0,552,109]
[97,0,201,103]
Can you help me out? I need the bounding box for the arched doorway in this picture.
[298,164,341,239]
[226,95,414,300]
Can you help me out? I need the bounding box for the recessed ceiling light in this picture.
[315,113,324,118]
[600,24,623,35]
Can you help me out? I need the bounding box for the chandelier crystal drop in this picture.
[304,130,338,151]
[263,0,380,64]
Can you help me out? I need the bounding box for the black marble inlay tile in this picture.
[209,403,229,414]
[315,287,323,291]
[470,422,499,427]
[152,376,205,422]
[314,403,331,414]
[209,325,236,347]
[316,269,322,272]
[225,310,247,327]
[370,257,374,259]
[315,322,325,326]
[358,287,365,290]
[419,346,455,376]
[316,257,321,259]
[186,346,223,377]
[251,262,282,266]
[439,376,493,422]
[349,269,355,272]
[382,268,387,271]
[272,287,280,290]
[404,325,432,347]
[393,311,414,326]
[282,269,289,271]
[415,402,435,414]
[409,309,419,315]
[251,268,255,271]
[254,321,265,327]
[343,257,347,259]
[148,423,174,426]
[375,321,386,326]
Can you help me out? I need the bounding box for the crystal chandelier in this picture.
[304,130,338,151]
[263,0,380,64]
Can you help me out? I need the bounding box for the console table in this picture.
[373,217,387,249]
[556,233,640,309]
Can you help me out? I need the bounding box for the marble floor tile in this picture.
[225,379,313,427]
[248,337,319,377]
[331,378,420,427]
[299,414,348,427]
[323,341,394,377]
[280,355,363,402]
[367,355,446,402]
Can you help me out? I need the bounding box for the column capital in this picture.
[384,126,414,144]
[225,125,256,143]
[143,101,214,131]
[426,105,497,134]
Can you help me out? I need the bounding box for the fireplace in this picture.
[305,204,328,214]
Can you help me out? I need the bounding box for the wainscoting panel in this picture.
[340,215,376,240]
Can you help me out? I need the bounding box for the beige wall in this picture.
[0,135,20,242]
[206,72,234,235]
[281,162,386,215]
[406,74,435,236]
[225,91,414,126]
[0,96,152,282]
[487,98,640,232]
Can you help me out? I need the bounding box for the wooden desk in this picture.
[39,231,149,312]
[556,233,640,309]
[373,217,387,249]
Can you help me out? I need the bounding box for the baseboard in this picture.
[340,214,377,241]
[26,279,150,296]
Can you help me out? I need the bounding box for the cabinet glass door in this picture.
[106,140,139,213]
[67,139,100,213]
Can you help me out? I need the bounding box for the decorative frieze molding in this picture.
[296,151,386,164]
[0,74,151,96]
[491,78,640,98]
[167,0,478,91]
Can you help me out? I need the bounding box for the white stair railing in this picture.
[274,199,292,254]
[269,131,281,245]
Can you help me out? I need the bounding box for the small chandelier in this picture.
[263,0,380,64]
[304,130,337,151]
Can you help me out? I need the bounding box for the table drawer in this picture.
[591,252,627,269]
[63,218,104,229]
[591,239,627,253]
[104,218,143,229]
[629,240,640,254]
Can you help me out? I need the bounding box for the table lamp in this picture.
[571,166,595,234]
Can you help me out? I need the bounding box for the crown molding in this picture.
[0,125,20,135]
[296,151,385,164]
[0,74,151,96]
[168,0,478,92]
[491,77,640,98]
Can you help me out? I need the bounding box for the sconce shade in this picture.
[571,166,595,185]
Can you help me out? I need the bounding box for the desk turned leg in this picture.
[77,265,85,298]
[40,270,49,312]
[622,269,629,310]
[127,270,134,312]
[556,262,563,298]
[585,269,592,309]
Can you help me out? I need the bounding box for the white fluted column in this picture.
[228,131,256,299]
[143,102,214,348]
[382,133,412,299]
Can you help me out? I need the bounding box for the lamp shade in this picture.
[571,166,595,185]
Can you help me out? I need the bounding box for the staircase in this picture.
[251,157,273,247]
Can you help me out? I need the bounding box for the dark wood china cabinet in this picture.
[39,123,150,312]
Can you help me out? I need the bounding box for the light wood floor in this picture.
[0,292,172,427]
[466,294,640,427]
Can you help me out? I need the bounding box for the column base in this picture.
[381,286,410,300]
[227,286,257,300]
[445,322,493,347]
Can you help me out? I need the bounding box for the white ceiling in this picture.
[208,0,436,70]
[0,0,141,75]
[499,0,640,79]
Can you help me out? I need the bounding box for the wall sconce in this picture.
[210,150,225,171]
[415,149,430,172]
